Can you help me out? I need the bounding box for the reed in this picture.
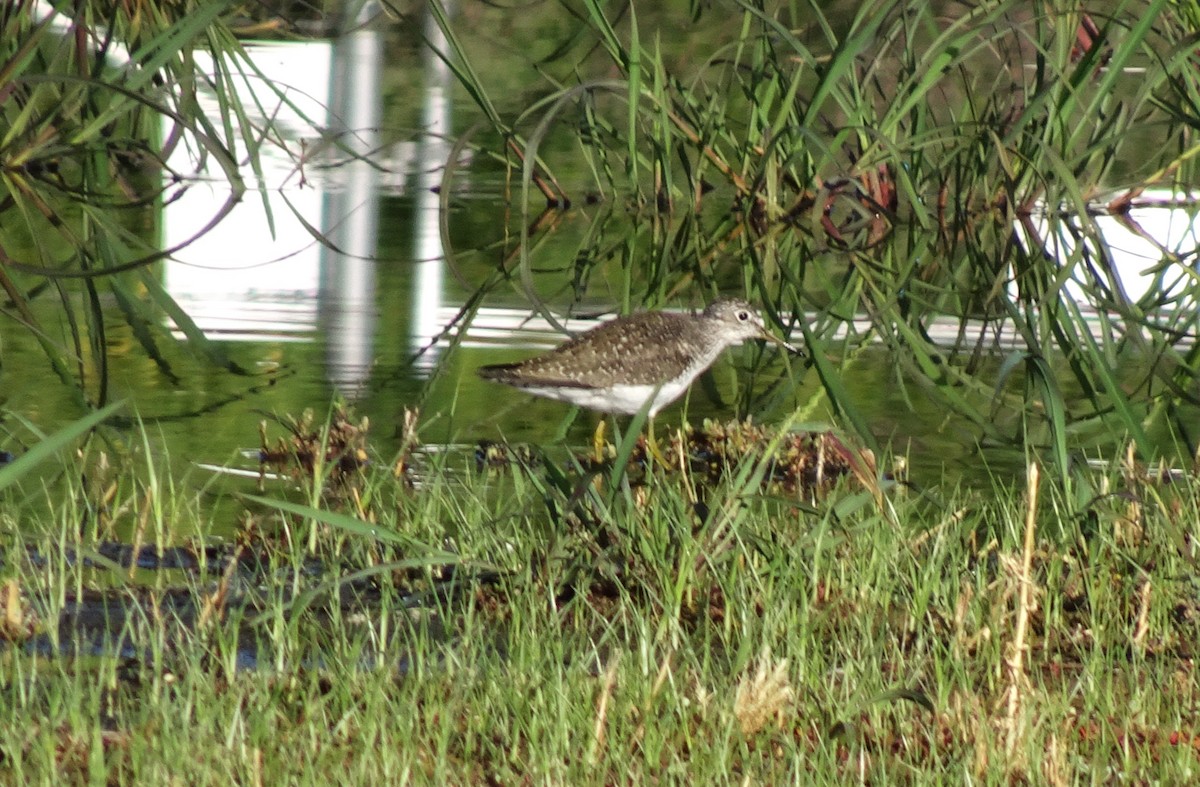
[439,0,1200,480]
[0,407,1197,781]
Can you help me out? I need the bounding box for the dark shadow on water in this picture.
[5,542,476,674]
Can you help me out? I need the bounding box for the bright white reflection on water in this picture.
[1019,189,1200,310]
[321,1,385,392]
[159,1,459,391]
[410,3,454,372]
[154,16,1200,399]
[162,41,332,342]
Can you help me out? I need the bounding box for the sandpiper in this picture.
[477,298,799,416]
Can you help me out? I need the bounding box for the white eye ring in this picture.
[737,310,751,321]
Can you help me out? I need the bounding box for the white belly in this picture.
[519,376,694,416]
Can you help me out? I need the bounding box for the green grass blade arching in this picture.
[0,400,124,493]
[242,493,464,561]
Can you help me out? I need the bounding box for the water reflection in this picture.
[159,2,464,391]
[321,1,385,393]
[1019,189,1200,312]
[160,5,394,380]
[137,7,1200,488]
[161,41,331,341]
[410,1,455,371]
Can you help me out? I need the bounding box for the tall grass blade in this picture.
[0,400,123,493]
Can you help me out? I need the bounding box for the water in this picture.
[6,3,1200,520]
[9,1,1200,671]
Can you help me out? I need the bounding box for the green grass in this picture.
[1,410,1199,782]
[8,0,1200,473]
[7,1,1200,780]
[440,0,1200,470]
[0,2,279,408]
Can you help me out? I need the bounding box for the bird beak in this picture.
[760,330,802,356]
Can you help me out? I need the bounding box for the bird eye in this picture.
[737,310,750,321]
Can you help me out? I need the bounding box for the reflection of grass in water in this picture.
[7,1,1200,478]
[440,0,1200,473]
[1,4,269,407]
[2,408,1200,780]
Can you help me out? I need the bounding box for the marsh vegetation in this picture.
[4,0,1200,781]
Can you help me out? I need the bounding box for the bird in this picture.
[477,298,799,417]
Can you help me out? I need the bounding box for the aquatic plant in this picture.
[436,0,1200,485]
[2,407,1200,781]
[0,2,298,406]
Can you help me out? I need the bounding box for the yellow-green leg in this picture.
[646,418,669,467]
[592,419,608,464]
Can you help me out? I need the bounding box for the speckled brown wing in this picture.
[478,311,701,389]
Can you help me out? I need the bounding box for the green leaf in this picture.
[0,401,124,493]
[241,493,461,560]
